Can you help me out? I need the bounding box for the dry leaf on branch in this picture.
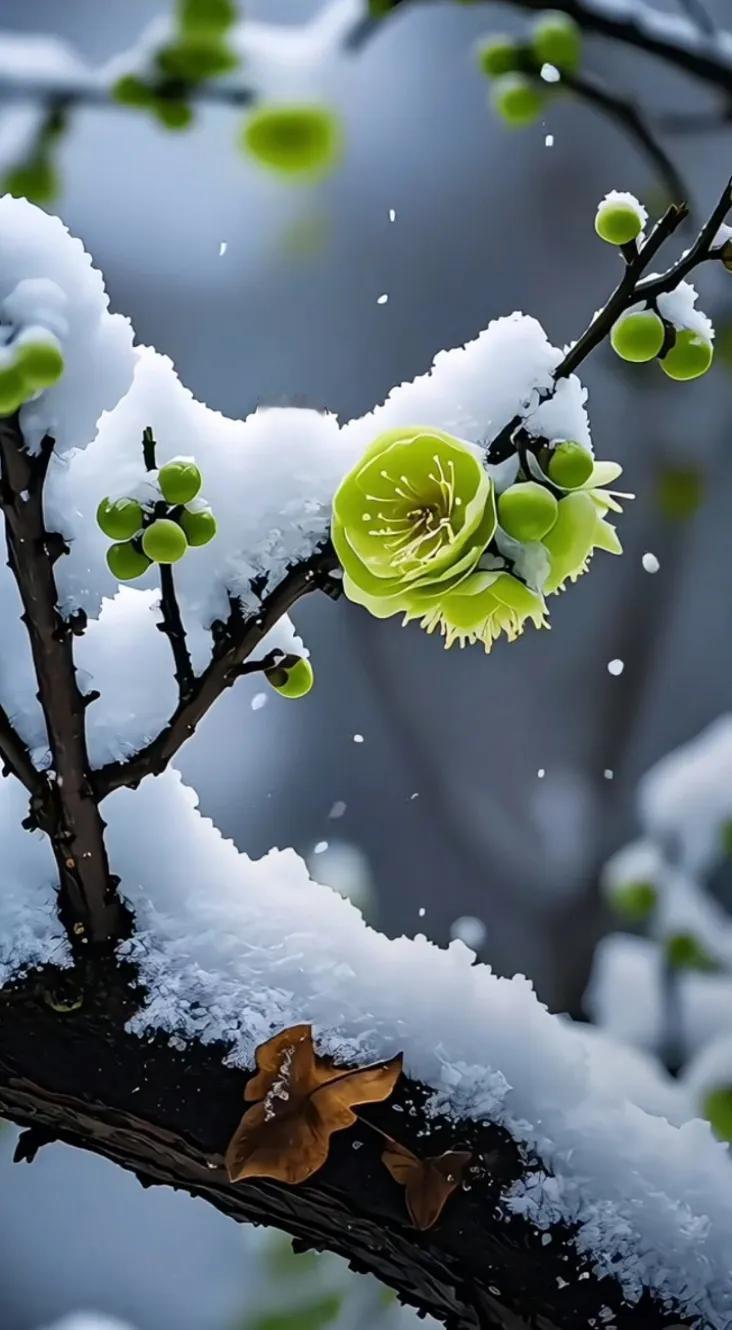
[226,1023,403,1185]
[382,1138,473,1230]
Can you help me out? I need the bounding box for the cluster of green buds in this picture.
[331,425,624,653]
[264,652,315,700]
[0,330,65,417]
[596,194,715,382]
[476,10,581,128]
[2,106,67,206]
[97,456,217,580]
[113,0,238,131]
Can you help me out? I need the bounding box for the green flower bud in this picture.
[703,1086,732,1142]
[476,35,523,78]
[0,365,27,416]
[404,570,548,652]
[595,197,644,246]
[16,339,65,390]
[157,37,238,83]
[112,75,155,108]
[491,74,543,128]
[332,426,497,626]
[106,542,152,581]
[180,506,217,546]
[547,441,594,488]
[97,497,145,541]
[608,879,657,923]
[530,11,582,72]
[266,657,314,699]
[158,458,203,504]
[665,931,717,972]
[178,0,236,34]
[610,310,666,364]
[241,104,343,179]
[153,99,194,131]
[660,329,714,381]
[498,481,558,541]
[142,518,189,564]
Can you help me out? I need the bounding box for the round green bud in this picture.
[3,160,59,206]
[547,441,594,488]
[158,458,203,504]
[106,541,152,581]
[531,11,581,72]
[595,198,644,247]
[266,657,314,700]
[153,99,194,131]
[112,74,154,108]
[491,74,543,128]
[96,497,145,541]
[608,880,657,923]
[242,104,343,178]
[142,518,189,564]
[16,339,65,390]
[610,310,666,364]
[0,365,27,416]
[664,930,716,972]
[157,37,237,83]
[476,36,522,78]
[179,0,236,34]
[659,329,714,382]
[180,506,217,547]
[703,1086,732,1143]
[498,481,559,541]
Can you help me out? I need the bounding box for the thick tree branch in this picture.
[0,416,126,946]
[94,548,338,798]
[0,966,697,1330]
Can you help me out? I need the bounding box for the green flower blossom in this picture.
[404,569,548,651]
[332,426,497,620]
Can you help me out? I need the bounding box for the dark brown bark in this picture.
[0,417,126,946]
[0,961,693,1330]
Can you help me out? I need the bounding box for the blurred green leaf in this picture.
[703,1085,732,1142]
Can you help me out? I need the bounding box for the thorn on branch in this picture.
[13,1125,57,1164]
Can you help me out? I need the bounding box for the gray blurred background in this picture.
[0,0,730,1325]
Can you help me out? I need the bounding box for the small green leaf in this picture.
[703,1085,732,1142]
[657,466,704,521]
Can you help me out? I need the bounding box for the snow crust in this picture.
[0,775,69,985]
[99,769,732,1328]
[40,1317,137,1330]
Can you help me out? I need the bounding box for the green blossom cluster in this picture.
[476,11,582,130]
[98,456,217,580]
[332,426,624,653]
[0,334,65,416]
[113,0,238,132]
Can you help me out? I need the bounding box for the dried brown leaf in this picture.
[382,1138,472,1230]
[226,1024,402,1186]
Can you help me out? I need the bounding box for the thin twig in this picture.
[93,548,338,798]
[0,703,41,795]
[558,69,688,209]
[364,0,732,94]
[142,427,195,700]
